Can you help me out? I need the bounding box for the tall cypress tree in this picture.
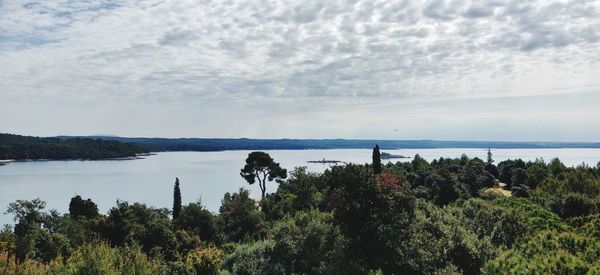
[372,145,382,174]
[487,148,494,165]
[173,177,182,219]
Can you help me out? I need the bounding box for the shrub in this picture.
[483,231,600,274]
[222,240,276,275]
[409,201,498,274]
[270,210,338,274]
[0,252,49,275]
[186,246,224,275]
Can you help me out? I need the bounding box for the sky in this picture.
[1,0,600,141]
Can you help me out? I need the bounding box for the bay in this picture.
[1,148,600,225]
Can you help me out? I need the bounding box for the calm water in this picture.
[1,148,600,225]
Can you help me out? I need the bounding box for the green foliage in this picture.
[510,185,531,198]
[270,210,338,274]
[4,153,600,274]
[426,170,469,206]
[569,214,600,238]
[372,145,382,174]
[328,164,416,273]
[483,231,600,274]
[408,201,498,274]
[533,167,600,218]
[185,246,224,275]
[0,252,49,275]
[0,225,16,253]
[55,242,165,274]
[5,199,47,224]
[493,198,570,233]
[6,199,52,261]
[98,201,177,260]
[218,188,264,243]
[0,133,147,160]
[525,160,548,189]
[175,229,202,255]
[260,167,327,220]
[498,159,526,187]
[549,157,567,178]
[460,157,495,196]
[175,202,216,243]
[173,177,182,220]
[69,195,99,219]
[222,240,277,275]
[240,151,287,199]
[34,230,72,262]
[511,168,528,187]
[456,198,568,248]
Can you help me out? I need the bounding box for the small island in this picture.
[307,158,346,164]
[380,152,410,159]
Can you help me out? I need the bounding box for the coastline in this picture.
[0,153,156,166]
[0,159,14,166]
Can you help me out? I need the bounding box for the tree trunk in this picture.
[259,171,267,200]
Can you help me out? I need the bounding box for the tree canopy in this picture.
[3,153,600,274]
[240,151,287,199]
[0,133,148,160]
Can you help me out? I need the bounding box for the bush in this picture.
[569,214,600,238]
[175,202,217,242]
[270,210,338,274]
[458,199,527,248]
[328,164,416,273]
[222,240,277,275]
[483,231,600,274]
[0,226,16,253]
[52,242,165,274]
[186,246,224,275]
[69,195,99,219]
[562,193,597,218]
[218,189,264,243]
[510,185,531,198]
[409,201,498,274]
[0,252,49,275]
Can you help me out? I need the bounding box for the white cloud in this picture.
[1,0,599,139]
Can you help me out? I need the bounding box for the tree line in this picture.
[1,147,600,274]
[0,133,148,160]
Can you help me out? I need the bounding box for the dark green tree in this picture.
[69,195,99,219]
[328,164,416,273]
[372,145,382,174]
[173,177,182,219]
[486,148,494,166]
[240,152,287,200]
[218,188,264,242]
[5,199,48,260]
[485,148,500,178]
[511,168,528,187]
[270,210,339,274]
[175,202,216,242]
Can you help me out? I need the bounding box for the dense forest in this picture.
[1,149,600,274]
[81,136,600,151]
[0,134,148,160]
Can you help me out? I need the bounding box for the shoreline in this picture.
[0,153,156,166]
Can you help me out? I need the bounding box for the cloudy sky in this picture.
[1,0,599,141]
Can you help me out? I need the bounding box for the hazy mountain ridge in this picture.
[57,135,600,152]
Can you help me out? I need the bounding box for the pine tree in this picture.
[372,145,382,174]
[487,148,494,165]
[173,177,182,219]
[240,152,287,200]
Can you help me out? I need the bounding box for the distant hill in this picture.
[0,133,148,160]
[62,136,600,152]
